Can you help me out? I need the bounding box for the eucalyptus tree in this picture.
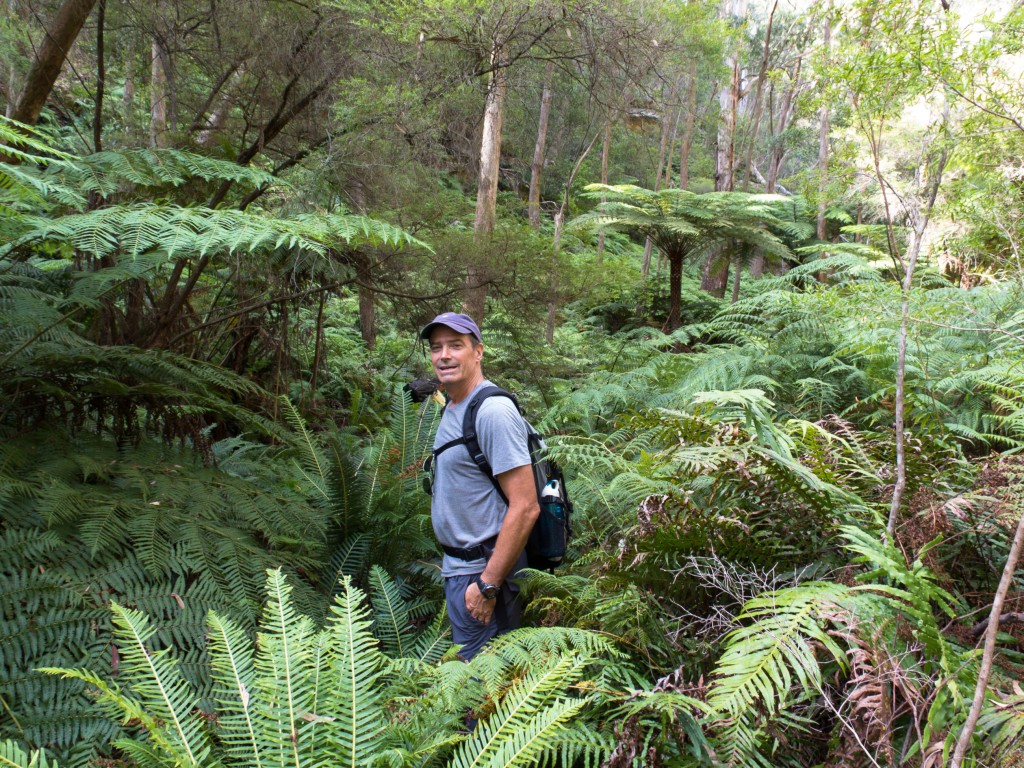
[7,0,98,127]
[352,0,658,322]
[570,184,794,330]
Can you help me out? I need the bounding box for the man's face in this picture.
[429,326,483,389]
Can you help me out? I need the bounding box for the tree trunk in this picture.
[887,131,949,536]
[150,38,169,148]
[92,0,105,152]
[752,57,801,278]
[816,15,832,248]
[703,0,746,298]
[196,65,245,147]
[596,119,611,267]
[358,282,376,350]
[951,508,1024,768]
[668,254,683,331]
[464,50,507,323]
[309,290,327,405]
[713,0,745,194]
[663,103,683,188]
[528,61,555,230]
[701,252,730,299]
[545,208,564,344]
[741,1,777,191]
[678,58,698,191]
[5,0,25,118]
[644,75,682,278]
[122,37,135,128]
[766,57,801,193]
[10,0,98,126]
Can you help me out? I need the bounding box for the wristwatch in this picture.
[475,575,500,600]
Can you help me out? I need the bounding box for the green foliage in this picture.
[45,570,616,768]
[284,392,440,584]
[0,741,58,768]
[0,429,326,766]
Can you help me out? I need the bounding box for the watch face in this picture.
[480,582,499,600]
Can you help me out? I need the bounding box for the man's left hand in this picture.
[465,582,496,624]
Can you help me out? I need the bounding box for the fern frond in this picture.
[708,582,850,719]
[206,612,262,767]
[450,654,597,768]
[368,566,413,658]
[322,575,388,767]
[107,603,210,766]
[0,740,58,768]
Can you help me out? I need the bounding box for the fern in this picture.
[0,428,328,765]
[708,581,850,719]
[40,571,621,768]
[323,576,389,766]
[448,655,594,768]
[0,741,59,768]
[368,566,414,659]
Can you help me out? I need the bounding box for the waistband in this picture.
[442,536,498,561]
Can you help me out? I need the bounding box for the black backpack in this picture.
[426,386,572,572]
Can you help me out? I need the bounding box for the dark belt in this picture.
[442,536,497,561]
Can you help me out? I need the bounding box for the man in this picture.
[420,312,540,660]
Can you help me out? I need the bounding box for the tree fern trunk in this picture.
[668,254,683,331]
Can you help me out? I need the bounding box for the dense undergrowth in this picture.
[3,118,1024,768]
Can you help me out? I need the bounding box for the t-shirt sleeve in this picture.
[477,397,531,476]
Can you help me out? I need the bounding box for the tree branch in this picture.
[951,509,1024,767]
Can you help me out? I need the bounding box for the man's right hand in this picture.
[465,581,496,625]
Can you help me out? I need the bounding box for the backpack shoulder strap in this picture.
[461,387,520,501]
[430,386,521,467]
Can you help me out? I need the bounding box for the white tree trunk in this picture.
[528,61,555,229]
[149,38,169,148]
[596,119,611,267]
[465,53,507,322]
[816,15,831,247]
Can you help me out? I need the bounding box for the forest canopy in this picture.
[2,0,1024,766]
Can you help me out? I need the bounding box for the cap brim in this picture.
[419,321,480,341]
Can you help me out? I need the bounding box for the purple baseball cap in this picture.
[419,312,482,342]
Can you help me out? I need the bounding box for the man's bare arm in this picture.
[483,464,539,586]
[464,463,539,622]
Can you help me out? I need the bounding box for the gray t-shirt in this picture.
[431,380,531,577]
